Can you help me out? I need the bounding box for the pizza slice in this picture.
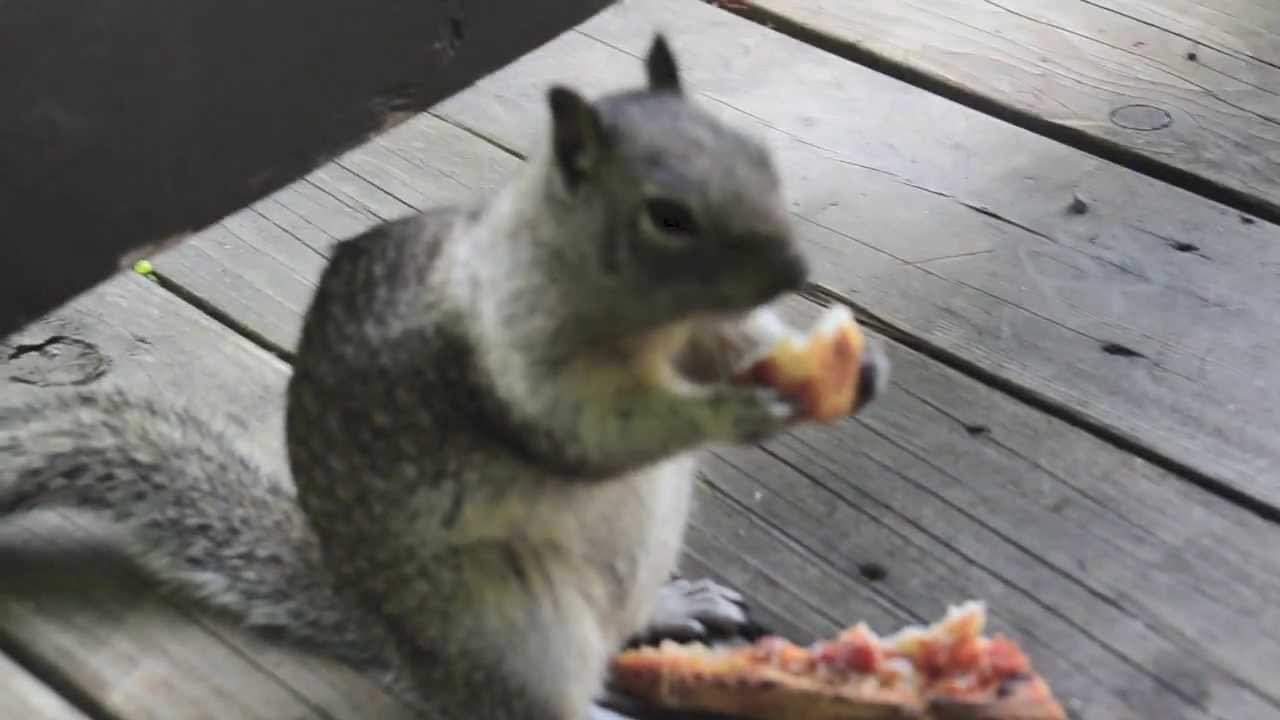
[726,303,870,422]
[609,601,1067,720]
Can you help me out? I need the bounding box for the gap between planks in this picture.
[709,0,1280,225]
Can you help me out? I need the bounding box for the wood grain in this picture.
[424,0,1280,514]
[735,0,1280,218]
[0,272,418,720]
[1082,0,1280,69]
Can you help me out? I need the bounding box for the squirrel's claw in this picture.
[632,577,769,646]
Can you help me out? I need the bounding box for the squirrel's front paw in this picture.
[713,386,799,444]
[634,577,770,646]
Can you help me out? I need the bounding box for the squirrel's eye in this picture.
[644,198,699,236]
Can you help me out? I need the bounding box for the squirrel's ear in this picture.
[548,86,605,189]
[646,34,682,93]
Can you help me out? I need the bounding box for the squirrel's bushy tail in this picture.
[0,390,397,673]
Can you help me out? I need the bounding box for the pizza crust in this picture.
[611,646,925,720]
[927,674,1063,720]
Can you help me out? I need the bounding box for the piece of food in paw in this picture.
[731,304,868,422]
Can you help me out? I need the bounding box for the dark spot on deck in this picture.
[5,336,109,387]
[857,562,888,582]
[1150,652,1212,706]
[963,423,990,437]
[1101,342,1145,359]
[1110,104,1172,131]
[1241,215,1256,225]
[1067,193,1089,215]
[1169,241,1200,253]
[1186,51,1198,61]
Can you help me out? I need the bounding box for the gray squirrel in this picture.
[0,36,887,720]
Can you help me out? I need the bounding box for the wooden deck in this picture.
[3,0,1279,718]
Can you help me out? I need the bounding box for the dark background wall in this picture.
[0,0,612,338]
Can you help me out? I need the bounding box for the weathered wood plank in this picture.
[152,161,1280,716]
[422,0,1280,512]
[0,650,89,720]
[730,0,1280,217]
[0,272,417,720]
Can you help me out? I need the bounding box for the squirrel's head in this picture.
[540,34,808,328]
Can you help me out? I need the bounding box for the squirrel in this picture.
[0,36,887,720]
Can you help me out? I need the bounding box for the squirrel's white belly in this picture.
[572,452,698,644]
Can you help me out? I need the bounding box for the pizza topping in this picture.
[943,635,986,677]
[985,635,1032,680]
[885,626,928,658]
[814,623,882,676]
[911,638,953,680]
[934,600,987,643]
[778,644,818,675]
[886,601,986,653]
[878,656,919,688]
[746,636,791,662]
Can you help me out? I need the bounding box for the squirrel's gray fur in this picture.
[0,36,885,720]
